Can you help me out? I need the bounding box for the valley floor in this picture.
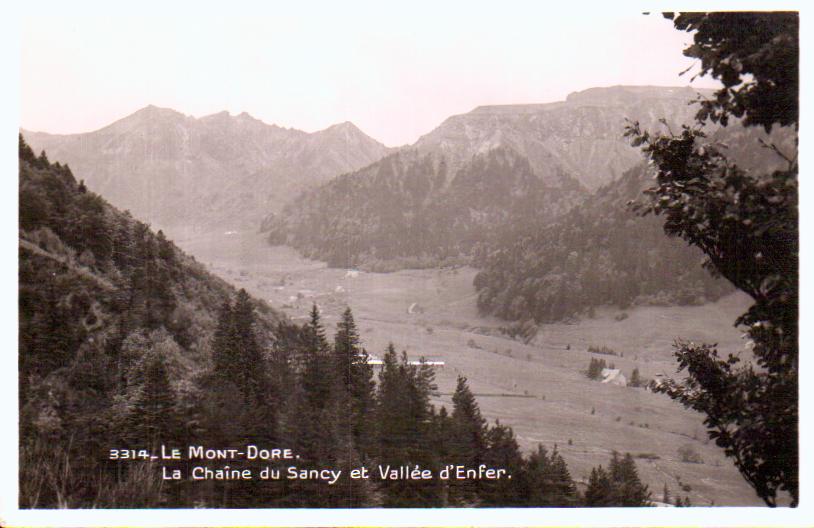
[176,230,761,506]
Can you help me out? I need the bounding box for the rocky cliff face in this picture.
[415,85,715,190]
[23,107,391,238]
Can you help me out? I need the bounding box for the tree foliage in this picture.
[585,452,651,507]
[665,12,798,131]
[626,12,798,506]
[474,164,731,323]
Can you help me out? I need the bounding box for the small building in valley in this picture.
[601,368,627,387]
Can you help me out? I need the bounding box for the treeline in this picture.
[18,137,651,507]
[264,147,584,271]
[116,297,652,508]
[474,164,733,323]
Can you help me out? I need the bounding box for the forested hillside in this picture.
[265,147,585,271]
[18,135,655,508]
[473,164,733,323]
[18,133,282,506]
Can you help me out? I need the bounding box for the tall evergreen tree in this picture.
[212,300,236,377]
[374,345,440,506]
[301,304,333,409]
[448,375,488,505]
[480,421,525,506]
[286,304,343,505]
[523,444,578,506]
[126,352,179,448]
[585,466,613,506]
[333,307,375,457]
[608,452,651,506]
[231,289,269,402]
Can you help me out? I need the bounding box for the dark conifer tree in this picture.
[37,149,49,169]
[126,353,179,448]
[19,133,36,163]
[448,375,488,505]
[608,452,651,506]
[374,345,440,506]
[630,367,642,387]
[585,465,613,506]
[212,300,236,377]
[523,444,578,506]
[287,305,342,505]
[547,446,578,505]
[333,307,375,456]
[232,289,269,402]
[480,420,524,506]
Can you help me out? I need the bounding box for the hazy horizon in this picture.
[21,8,721,147]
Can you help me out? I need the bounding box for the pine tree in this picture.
[301,304,333,408]
[287,304,341,505]
[523,444,578,506]
[375,343,406,463]
[126,352,179,448]
[19,133,36,163]
[333,307,375,457]
[587,358,607,380]
[548,446,578,505]
[480,421,524,506]
[212,300,236,378]
[37,149,49,169]
[448,375,488,505]
[232,289,269,402]
[585,466,612,506]
[374,345,440,506]
[207,291,276,457]
[630,367,642,387]
[609,452,651,506]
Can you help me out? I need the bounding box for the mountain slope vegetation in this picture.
[19,135,656,508]
[265,147,585,270]
[473,164,733,322]
[18,134,283,506]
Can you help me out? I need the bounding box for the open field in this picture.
[176,230,760,506]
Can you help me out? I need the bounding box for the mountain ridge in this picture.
[414,85,717,191]
[22,107,392,238]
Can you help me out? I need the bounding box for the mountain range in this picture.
[413,85,715,190]
[263,85,720,270]
[23,107,391,237]
[24,86,716,240]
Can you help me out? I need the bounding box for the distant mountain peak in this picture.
[415,84,718,190]
[200,110,232,121]
[24,105,392,236]
[319,121,364,135]
[132,104,186,118]
[565,85,715,106]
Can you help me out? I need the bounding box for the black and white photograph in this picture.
[2,2,808,526]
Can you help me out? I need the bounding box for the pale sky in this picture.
[21,5,721,147]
